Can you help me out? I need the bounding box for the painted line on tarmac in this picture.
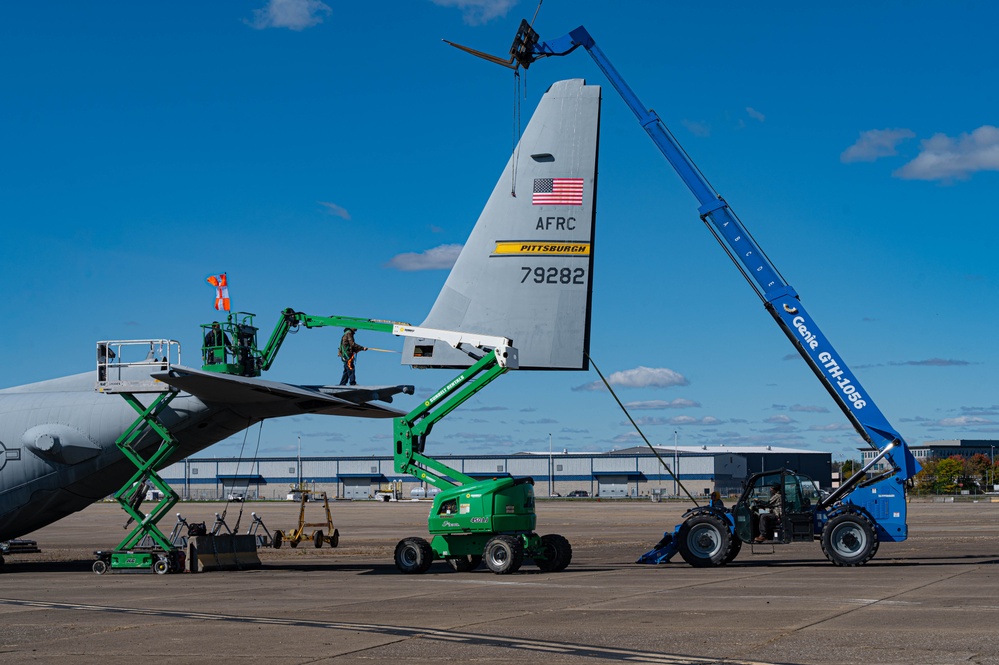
[0,597,776,665]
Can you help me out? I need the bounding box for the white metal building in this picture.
[161,445,830,500]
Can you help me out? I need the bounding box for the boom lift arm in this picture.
[251,309,568,574]
[202,307,516,378]
[250,309,521,490]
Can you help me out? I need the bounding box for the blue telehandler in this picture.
[446,20,921,566]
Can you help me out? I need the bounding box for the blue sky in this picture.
[3,1,998,463]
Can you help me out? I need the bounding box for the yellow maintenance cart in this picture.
[272,489,339,549]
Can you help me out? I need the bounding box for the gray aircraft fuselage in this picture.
[0,367,406,542]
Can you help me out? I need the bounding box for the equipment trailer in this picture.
[447,21,921,567]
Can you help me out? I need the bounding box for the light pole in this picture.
[673,430,679,497]
[991,446,995,492]
[549,433,554,497]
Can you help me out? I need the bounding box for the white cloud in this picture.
[746,107,765,122]
[386,244,463,271]
[938,415,993,427]
[840,128,915,163]
[574,366,689,392]
[789,404,829,413]
[430,0,516,25]
[667,415,720,426]
[624,398,701,410]
[248,0,331,31]
[318,201,350,220]
[682,119,710,137]
[889,358,970,367]
[894,125,999,181]
[807,423,853,431]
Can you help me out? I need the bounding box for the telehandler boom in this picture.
[446,20,921,566]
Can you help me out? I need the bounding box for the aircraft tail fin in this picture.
[402,79,601,370]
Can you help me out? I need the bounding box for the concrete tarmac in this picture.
[2,499,998,664]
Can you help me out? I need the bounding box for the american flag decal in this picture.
[532,178,584,206]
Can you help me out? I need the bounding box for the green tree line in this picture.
[910,454,999,496]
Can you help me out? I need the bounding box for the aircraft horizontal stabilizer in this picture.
[151,366,412,419]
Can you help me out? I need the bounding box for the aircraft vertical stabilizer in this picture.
[402,79,601,370]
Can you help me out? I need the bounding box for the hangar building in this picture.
[161,445,832,501]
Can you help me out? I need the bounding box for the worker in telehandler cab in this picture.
[754,483,782,542]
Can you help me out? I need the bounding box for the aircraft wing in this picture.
[151,366,413,419]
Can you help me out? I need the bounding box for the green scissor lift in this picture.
[94,340,186,574]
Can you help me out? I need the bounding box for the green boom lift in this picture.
[201,309,572,574]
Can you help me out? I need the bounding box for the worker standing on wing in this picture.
[338,327,366,385]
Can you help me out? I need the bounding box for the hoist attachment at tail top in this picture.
[447,19,920,567]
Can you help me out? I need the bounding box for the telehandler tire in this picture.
[821,511,878,566]
[722,533,742,564]
[677,513,733,567]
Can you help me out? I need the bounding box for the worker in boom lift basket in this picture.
[338,328,367,385]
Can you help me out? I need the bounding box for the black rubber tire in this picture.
[394,537,433,574]
[314,530,324,548]
[677,513,733,567]
[484,535,524,575]
[153,558,169,575]
[330,528,340,548]
[92,559,108,575]
[722,533,743,565]
[272,530,283,549]
[289,538,298,548]
[535,533,573,572]
[446,555,483,572]
[821,511,878,566]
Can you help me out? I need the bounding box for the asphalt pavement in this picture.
[1,499,997,664]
